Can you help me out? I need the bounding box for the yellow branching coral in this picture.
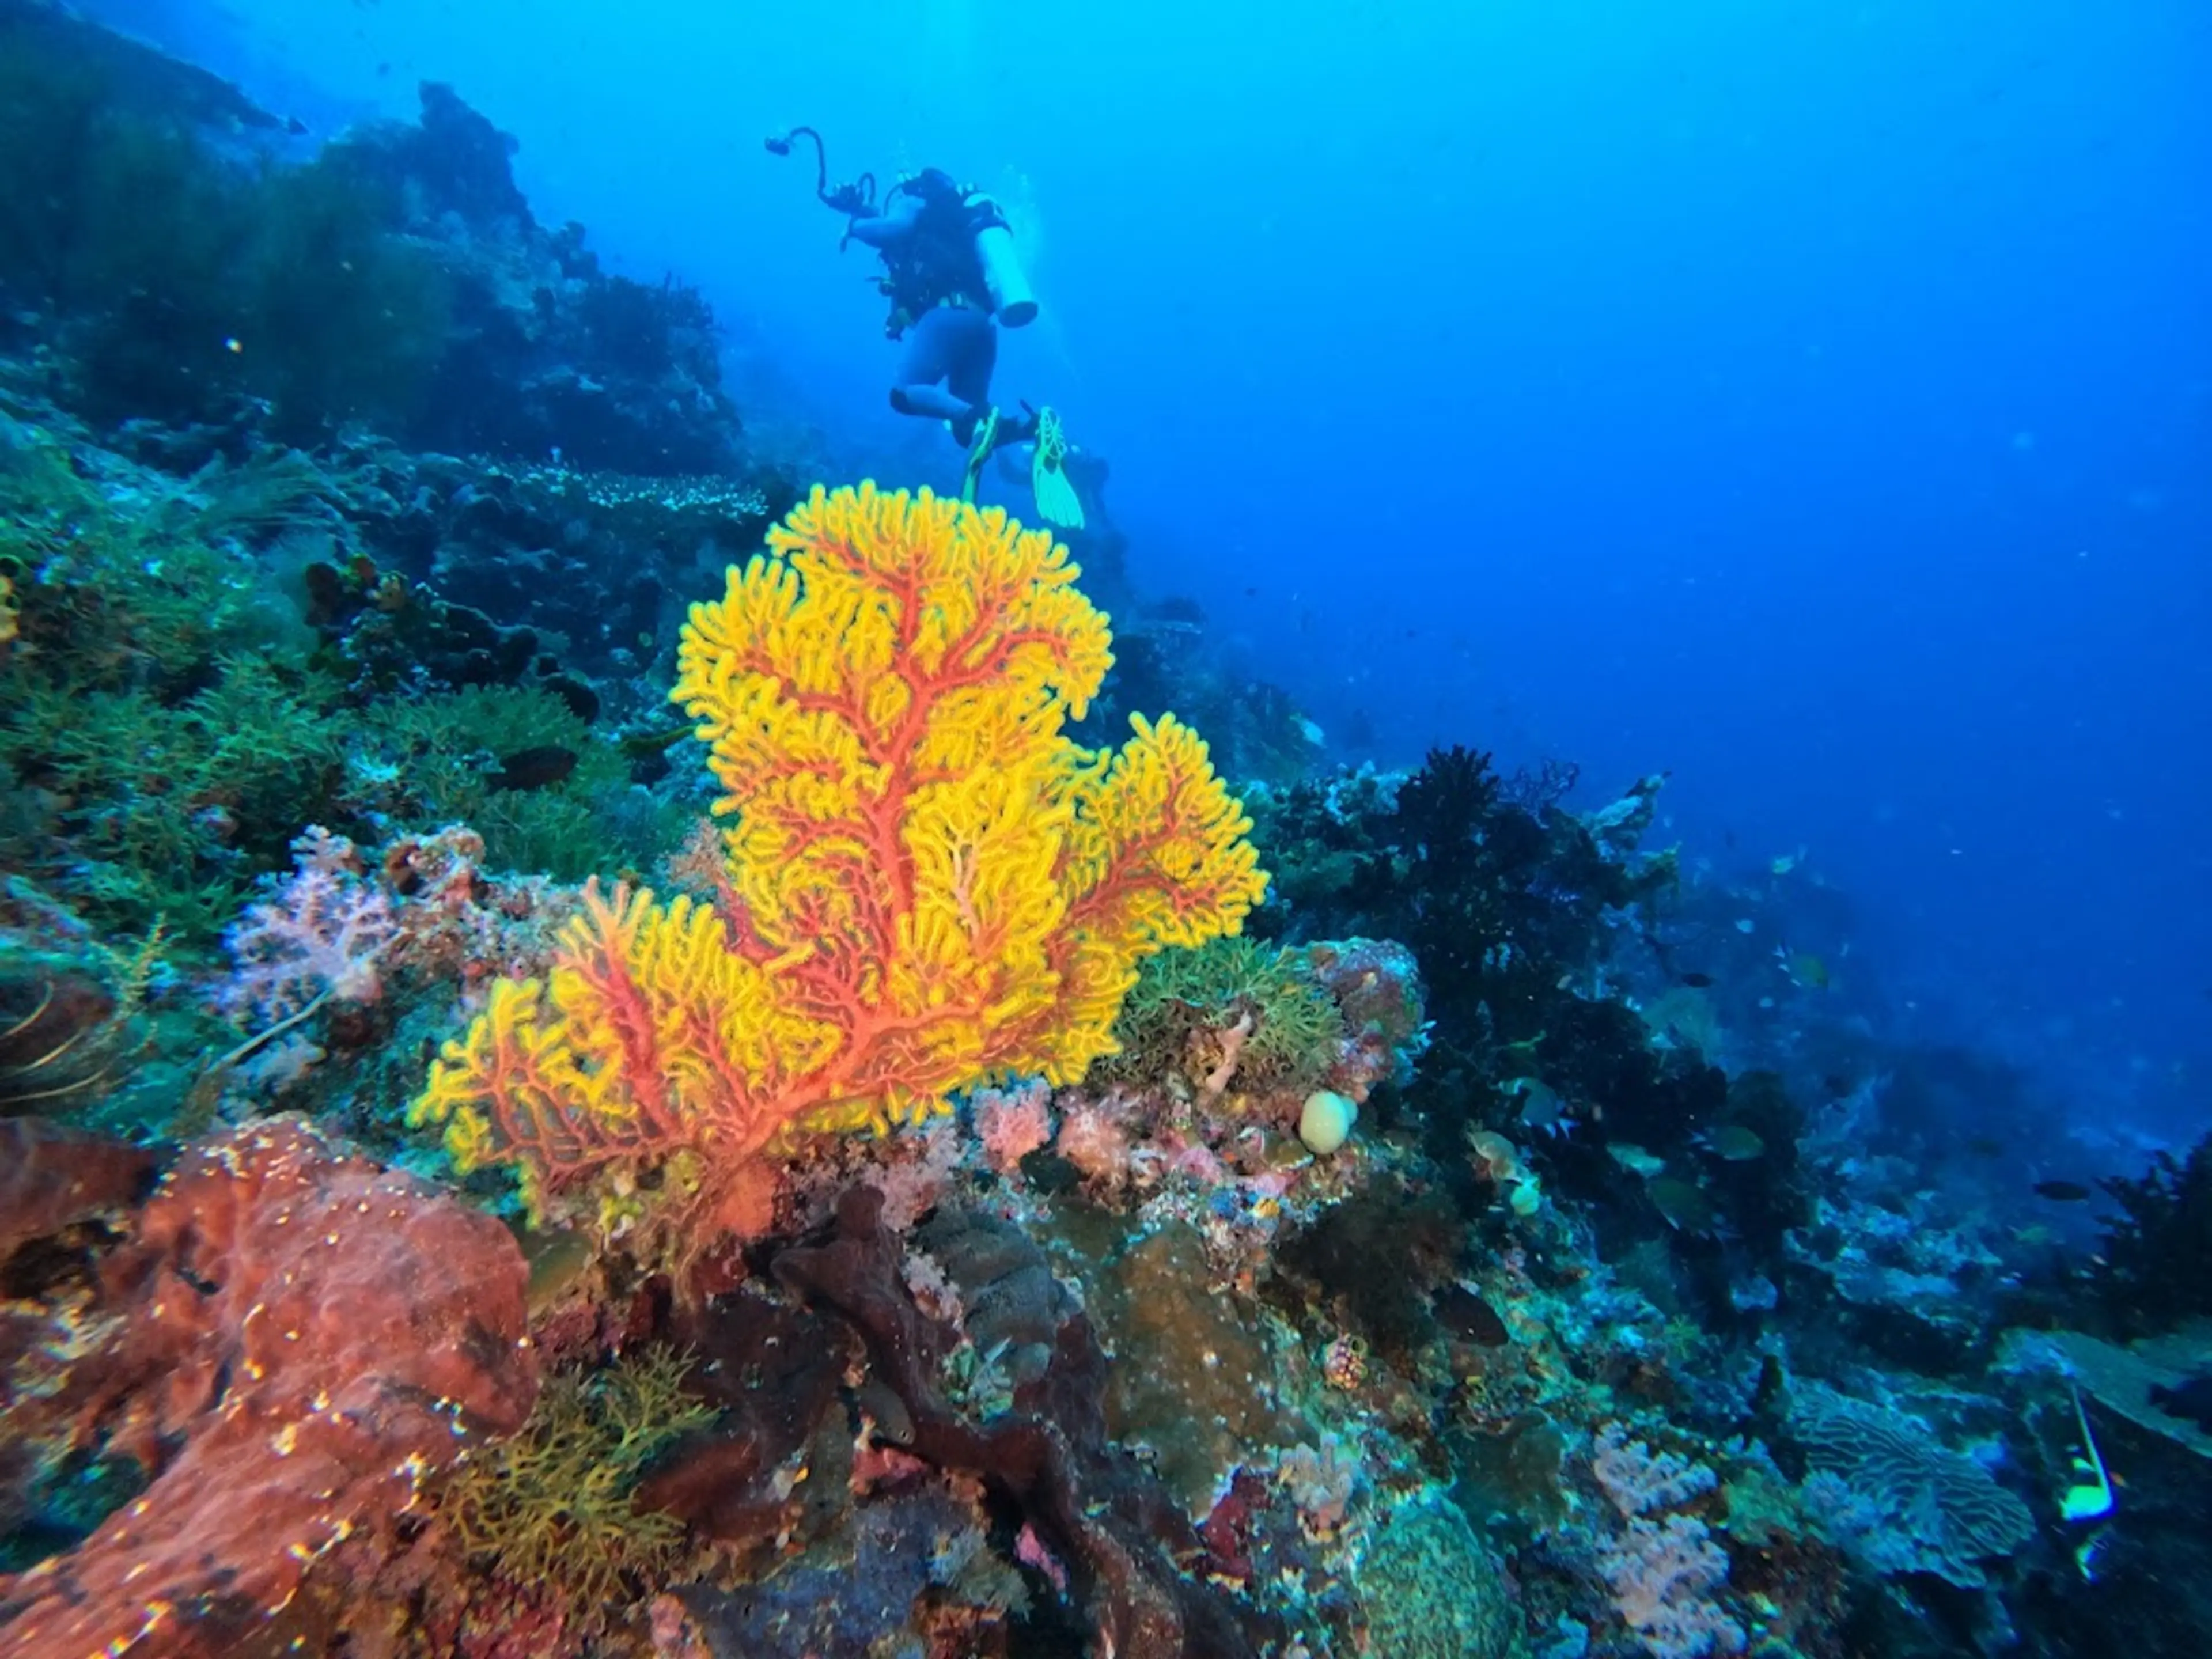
[412,482,1266,1254]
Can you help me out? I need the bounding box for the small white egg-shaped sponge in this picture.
[1298,1088,1359,1155]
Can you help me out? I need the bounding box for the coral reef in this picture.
[323,82,743,474]
[0,15,2189,1658]
[0,408,652,944]
[0,7,447,440]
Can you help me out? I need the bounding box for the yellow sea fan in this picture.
[411,483,1265,1257]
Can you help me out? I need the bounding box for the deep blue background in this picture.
[90,1,2212,1135]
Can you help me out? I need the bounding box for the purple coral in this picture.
[1592,1424,1718,1518]
[1597,1514,1746,1658]
[1587,1426,1744,1658]
[218,833,397,1025]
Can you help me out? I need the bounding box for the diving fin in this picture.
[1030,406,1084,529]
[960,406,1002,505]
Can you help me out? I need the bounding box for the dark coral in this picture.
[912,1205,1084,1391]
[2089,1130,2212,1339]
[1248,751,1766,1272]
[1252,749,1679,1139]
[668,1482,1014,1659]
[300,546,565,698]
[1275,1176,1465,1361]
[322,82,741,475]
[633,1288,849,1554]
[771,1186,1273,1658]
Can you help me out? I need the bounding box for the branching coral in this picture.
[413,483,1267,1260]
[2091,1131,2212,1337]
[440,1348,715,1628]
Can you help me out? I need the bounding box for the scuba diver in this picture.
[766,128,1082,526]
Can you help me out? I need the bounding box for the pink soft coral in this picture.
[1598,1514,1745,1658]
[973,1078,1054,1176]
[219,830,397,1024]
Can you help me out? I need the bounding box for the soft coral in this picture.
[218,830,396,1025]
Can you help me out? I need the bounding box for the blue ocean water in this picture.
[93,1,2208,1123]
[9,5,2212,1653]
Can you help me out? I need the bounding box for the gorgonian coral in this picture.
[412,483,1266,1260]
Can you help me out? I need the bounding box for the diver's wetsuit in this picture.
[889,308,997,434]
[847,187,1028,448]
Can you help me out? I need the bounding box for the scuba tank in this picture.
[902,169,1038,329]
[966,197,1037,328]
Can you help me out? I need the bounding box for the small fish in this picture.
[488,744,579,792]
[1433,1283,1511,1347]
[1510,1078,1568,1134]
[1680,972,1715,988]
[517,1225,595,1313]
[1966,1134,2006,1158]
[1777,948,1830,990]
[1771,845,1808,876]
[1608,1142,1668,1180]
[620,724,694,757]
[1701,1124,1767,1162]
[2033,1180,2094,1203]
[1647,1175,1720,1236]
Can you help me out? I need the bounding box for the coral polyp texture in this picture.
[0,1116,537,1658]
[412,482,1267,1255]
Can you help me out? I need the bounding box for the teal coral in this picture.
[1099,934,1343,1100]
[1354,1489,1523,1659]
